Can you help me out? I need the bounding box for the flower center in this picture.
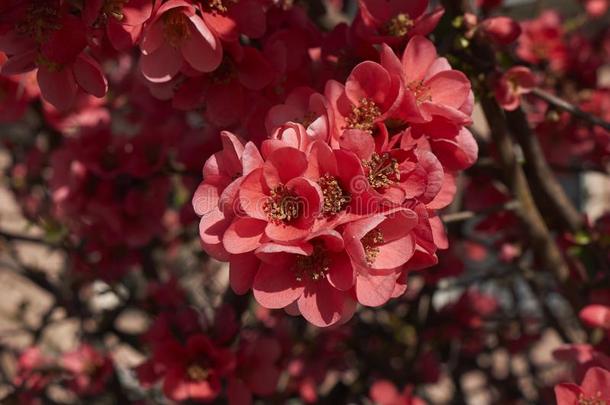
[294,243,329,282]
[187,364,209,381]
[345,98,381,133]
[362,153,400,190]
[407,80,432,104]
[202,0,237,14]
[36,54,63,72]
[532,44,549,59]
[264,184,301,224]
[102,0,129,22]
[578,392,607,405]
[275,0,295,10]
[83,359,103,376]
[383,13,414,37]
[163,10,191,47]
[296,111,317,128]
[15,0,61,43]
[318,174,350,217]
[361,228,384,266]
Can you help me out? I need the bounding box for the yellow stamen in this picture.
[383,13,414,37]
[264,184,301,224]
[345,98,381,133]
[318,174,350,216]
[294,243,329,282]
[362,153,400,190]
[163,10,191,47]
[361,228,384,266]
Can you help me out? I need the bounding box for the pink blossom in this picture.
[61,344,114,396]
[555,367,610,405]
[494,66,537,111]
[139,0,222,83]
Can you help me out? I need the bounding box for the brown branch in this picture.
[518,265,585,344]
[505,108,584,233]
[480,96,570,282]
[531,88,610,132]
[0,229,59,247]
[441,200,520,224]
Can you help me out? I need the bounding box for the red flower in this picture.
[380,36,472,129]
[369,380,424,405]
[517,11,568,73]
[265,87,330,138]
[344,211,418,306]
[581,0,609,17]
[0,7,107,110]
[476,0,503,10]
[156,335,235,403]
[339,128,445,207]
[13,348,53,393]
[580,305,610,330]
[479,16,522,46]
[190,24,475,327]
[494,66,537,111]
[252,231,356,327]
[83,0,153,50]
[0,68,34,121]
[355,0,444,46]
[200,0,267,41]
[193,131,263,261]
[333,60,400,135]
[61,345,114,396]
[225,146,323,250]
[227,334,282,405]
[555,367,610,405]
[139,0,222,83]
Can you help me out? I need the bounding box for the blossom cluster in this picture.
[193,33,477,326]
[1,0,610,404]
[136,302,282,404]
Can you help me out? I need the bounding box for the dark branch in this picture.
[531,88,610,131]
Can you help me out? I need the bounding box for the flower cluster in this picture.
[135,289,282,404]
[13,345,114,403]
[193,34,476,326]
[2,0,610,403]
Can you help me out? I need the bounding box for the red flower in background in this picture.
[0,4,107,110]
[0,56,36,121]
[61,345,114,396]
[494,66,537,111]
[369,380,424,405]
[355,0,444,46]
[228,335,282,405]
[555,367,610,405]
[581,0,609,17]
[13,348,53,393]
[479,16,522,45]
[149,334,235,403]
[477,0,503,10]
[580,305,610,329]
[139,0,222,83]
[83,0,154,50]
[517,10,568,72]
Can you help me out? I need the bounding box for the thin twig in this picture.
[0,229,57,247]
[531,88,610,131]
[441,200,520,224]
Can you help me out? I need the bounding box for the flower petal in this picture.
[253,263,303,309]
